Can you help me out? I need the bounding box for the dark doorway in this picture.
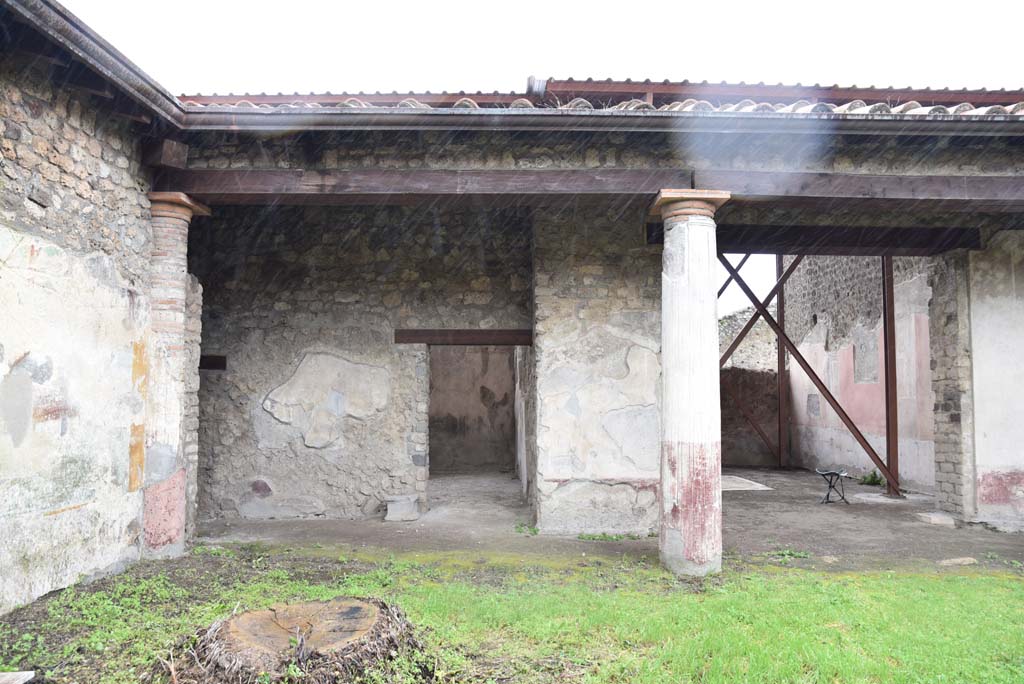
[428,345,516,474]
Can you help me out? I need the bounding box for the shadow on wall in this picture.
[721,367,780,468]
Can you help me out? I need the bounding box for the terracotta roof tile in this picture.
[178,94,1024,121]
[179,77,1024,120]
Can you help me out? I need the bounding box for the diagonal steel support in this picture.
[720,255,805,368]
[722,380,779,460]
[718,254,751,298]
[719,254,901,494]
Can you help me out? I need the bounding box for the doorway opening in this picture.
[427,345,525,512]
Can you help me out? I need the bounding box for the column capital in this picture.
[652,189,731,222]
[148,191,211,222]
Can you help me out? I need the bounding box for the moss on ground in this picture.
[1,543,1022,683]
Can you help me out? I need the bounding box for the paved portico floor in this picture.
[198,468,1024,571]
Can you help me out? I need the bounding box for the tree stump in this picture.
[165,598,429,683]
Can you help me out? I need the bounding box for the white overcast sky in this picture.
[61,0,1023,315]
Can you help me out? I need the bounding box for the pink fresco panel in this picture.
[143,468,186,549]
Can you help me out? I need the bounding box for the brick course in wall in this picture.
[0,56,151,286]
[927,251,976,516]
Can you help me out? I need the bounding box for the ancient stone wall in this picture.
[718,307,779,467]
[532,201,662,534]
[922,234,1024,529]
[190,205,531,521]
[783,255,937,490]
[0,57,152,613]
[928,251,976,515]
[428,346,516,474]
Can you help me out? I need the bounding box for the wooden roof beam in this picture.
[155,168,695,204]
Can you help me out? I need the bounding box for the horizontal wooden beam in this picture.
[394,329,533,346]
[159,167,1024,212]
[646,224,982,256]
[155,168,694,204]
[719,225,982,255]
[695,170,1024,211]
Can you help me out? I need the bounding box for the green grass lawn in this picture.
[2,545,1022,683]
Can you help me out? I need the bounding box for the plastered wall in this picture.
[0,57,155,613]
[968,231,1024,530]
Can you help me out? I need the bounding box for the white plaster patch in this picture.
[721,475,772,491]
[262,353,389,448]
[602,405,659,472]
[852,492,932,504]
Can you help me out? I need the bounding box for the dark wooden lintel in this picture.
[199,354,227,371]
[394,329,533,346]
[696,170,1024,205]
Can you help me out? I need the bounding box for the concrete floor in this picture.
[199,468,1024,570]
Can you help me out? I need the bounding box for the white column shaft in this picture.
[659,212,722,576]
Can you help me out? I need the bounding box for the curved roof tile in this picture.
[179,96,1024,120]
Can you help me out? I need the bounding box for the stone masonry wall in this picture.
[532,201,662,535]
[718,307,779,467]
[190,205,531,521]
[927,251,976,515]
[0,56,153,613]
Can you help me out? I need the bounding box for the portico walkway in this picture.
[197,468,1024,572]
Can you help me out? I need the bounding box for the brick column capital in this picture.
[652,189,731,222]
[148,191,211,223]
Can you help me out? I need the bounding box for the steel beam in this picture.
[719,254,901,493]
[719,255,804,368]
[881,256,902,496]
[717,254,751,298]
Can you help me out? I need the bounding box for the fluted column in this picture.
[654,189,730,576]
[142,191,209,556]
